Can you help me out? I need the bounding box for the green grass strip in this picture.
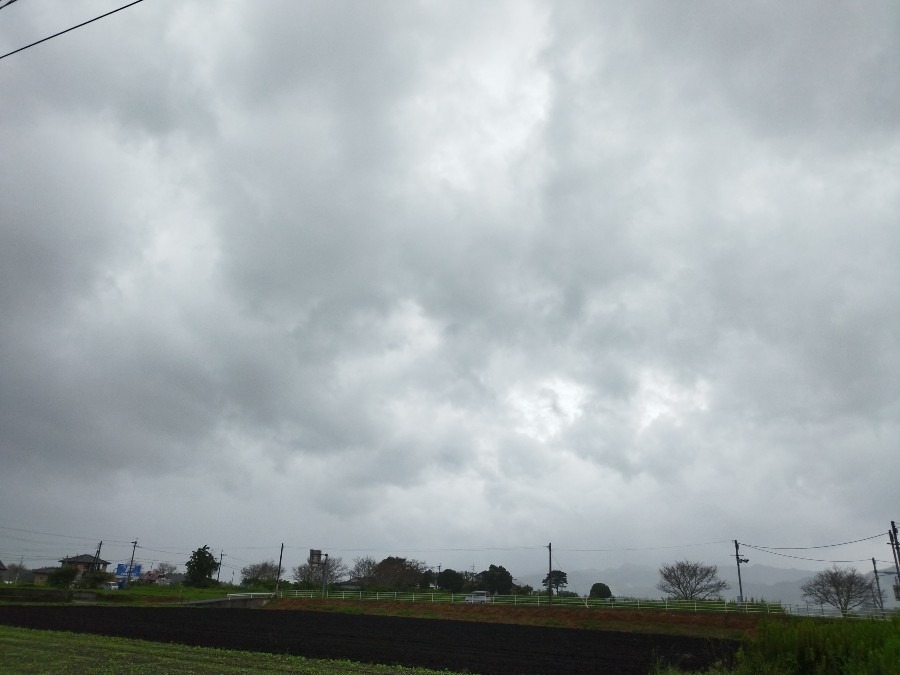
[0,625,456,674]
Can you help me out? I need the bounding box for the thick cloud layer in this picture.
[1,1,898,585]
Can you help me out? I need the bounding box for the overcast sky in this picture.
[1,1,898,589]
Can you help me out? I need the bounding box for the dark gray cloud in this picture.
[1,1,897,583]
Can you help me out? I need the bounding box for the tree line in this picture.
[180,548,891,614]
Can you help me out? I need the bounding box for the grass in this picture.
[655,614,900,674]
[0,625,456,674]
[0,584,246,606]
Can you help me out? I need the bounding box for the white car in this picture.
[464,590,491,604]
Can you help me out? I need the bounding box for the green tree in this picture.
[657,560,729,600]
[479,564,514,595]
[589,582,612,599]
[436,568,465,593]
[512,582,534,595]
[48,566,78,588]
[542,569,568,595]
[372,556,427,591]
[185,545,219,587]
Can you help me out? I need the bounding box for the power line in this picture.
[741,533,886,550]
[0,0,145,61]
[741,543,893,565]
[0,524,132,544]
[0,0,21,12]
[561,540,732,553]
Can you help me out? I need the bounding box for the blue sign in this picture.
[115,563,142,577]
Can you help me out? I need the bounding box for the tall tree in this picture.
[185,545,219,587]
[801,566,876,614]
[372,556,427,591]
[542,569,568,595]
[436,568,465,593]
[657,560,729,600]
[480,564,514,595]
[240,560,284,587]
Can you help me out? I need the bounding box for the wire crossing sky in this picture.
[0,1,146,60]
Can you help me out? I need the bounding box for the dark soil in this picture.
[0,605,738,674]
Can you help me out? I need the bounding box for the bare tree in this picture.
[292,556,347,586]
[5,562,26,583]
[240,560,284,587]
[154,562,178,576]
[657,560,729,600]
[801,566,875,614]
[349,556,377,587]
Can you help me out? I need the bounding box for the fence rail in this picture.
[276,589,892,619]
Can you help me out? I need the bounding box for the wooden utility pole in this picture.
[125,540,137,588]
[734,540,748,603]
[216,552,224,582]
[92,541,103,573]
[275,543,284,593]
[872,558,884,612]
[547,543,552,605]
[890,523,900,601]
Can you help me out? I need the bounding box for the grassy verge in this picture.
[656,615,900,674]
[0,625,455,674]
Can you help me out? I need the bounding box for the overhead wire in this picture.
[560,540,733,553]
[0,0,146,61]
[740,543,893,565]
[740,533,886,550]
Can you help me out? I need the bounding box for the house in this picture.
[0,560,6,582]
[59,554,110,574]
[31,567,59,585]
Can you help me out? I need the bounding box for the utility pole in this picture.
[275,543,284,594]
[547,543,552,606]
[125,540,137,588]
[733,540,749,604]
[321,553,329,597]
[872,558,884,613]
[890,523,900,601]
[216,552,224,582]
[92,541,103,573]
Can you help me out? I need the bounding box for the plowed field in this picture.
[0,604,739,674]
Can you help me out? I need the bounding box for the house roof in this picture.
[59,554,110,565]
[0,560,7,571]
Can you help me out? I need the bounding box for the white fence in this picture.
[277,589,894,619]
